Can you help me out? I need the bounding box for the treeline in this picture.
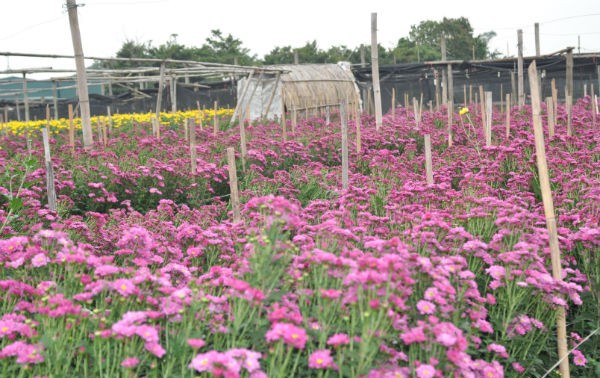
[104,17,500,69]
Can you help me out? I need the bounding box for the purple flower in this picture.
[308,349,337,370]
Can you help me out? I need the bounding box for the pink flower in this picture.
[416,300,436,315]
[327,333,350,347]
[112,279,137,297]
[31,253,50,268]
[415,364,436,378]
[189,351,241,374]
[144,342,166,358]
[512,362,525,373]
[149,188,162,195]
[572,349,587,366]
[308,349,337,370]
[121,357,140,368]
[265,322,308,349]
[487,343,509,358]
[486,265,506,280]
[400,327,427,345]
[187,338,206,349]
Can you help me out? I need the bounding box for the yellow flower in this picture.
[459,107,470,116]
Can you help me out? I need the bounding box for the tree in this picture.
[408,17,496,60]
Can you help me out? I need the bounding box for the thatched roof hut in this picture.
[236,63,361,120]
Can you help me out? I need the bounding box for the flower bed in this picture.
[0,101,598,377]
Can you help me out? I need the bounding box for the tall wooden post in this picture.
[552,79,558,119]
[441,35,448,106]
[517,29,525,108]
[435,69,441,110]
[155,62,165,137]
[68,104,75,153]
[22,73,30,122]
[534,23,541,56]
[355,103,362,154]
[485,91,492,146]
[447,63,454,105]
[424,134,433,185]
[52,80,59,120]
[371,13,383,131]
[66,0,93,149]
[527,61,571,378]
[566,49,574,100]
[505,93,511,139]
[226,147,241,223]
[546,97,555,138]
[391,88,396,119]
[189,119,197,174]
[171,76,177,113]
[447,100,453,147]
[340,101,349,190]
[213,101,219,136]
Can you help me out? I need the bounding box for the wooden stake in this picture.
[546,97,555,138]
[566,95,573,137]
[213,101,219,136]
[240,109,247,172]
[463,84,467,107]
[341,101,349,190]
[566,49,574,100]
[106,106,113,135]
[447,63,454,105]
[184,117,189,142]
[591,84,597,125]
[424,134,433,185]
[485,91,492,146]
[479,86,486,128]
[355,103,362,154]
[371,13,383,131]
[505,93,511,139]
[68,104,75,153]
[552,79,558,120]
[527,60,571,378]
[517,29,525,108]
[66,0,93,150]
[447,100,453,147]
[156,63,165,122]
[226,147,241,223]
[413,98,420,128]
[391,87,396,119]
[189,119,197,174]
[42,127,57,212]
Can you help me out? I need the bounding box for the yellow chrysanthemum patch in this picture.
[459,107,470,116]
[0,109,234,136]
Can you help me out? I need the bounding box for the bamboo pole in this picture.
[485,91,492,146]
[341,101,349,190]
[566,94,573,137]
[447,63,454,105]
[213,101,219,136]
[552,79,558,121]
[155,63,165,122]
[68,103,75,153]
[52,81,59,120]
[391,87,396,119]
[566,49,574,100]
[66,0,93,150]
[479,86,486,131]
[546,97,555,138]
[226,147,241,223]
[447,100,453,147]
[463,84,467,107]
[281,96,287,141]
[413,97,420,129]
[190,119,197,174]
[371,13,383,131]
[527,60,571,378]
[517,29,525,108]
[42,111,57,212]
[240,107,248,172]
[591,84,597,126]
[355,103,362,154]
[424,134,433,185]
[505,93,511,139]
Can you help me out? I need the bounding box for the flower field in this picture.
[0,100,598,378]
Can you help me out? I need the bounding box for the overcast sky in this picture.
[1,0,599,79]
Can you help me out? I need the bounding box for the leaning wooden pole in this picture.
[527,60,571,378]
[517,29,525,108]
[226,147,241,224]
[370,12,383,131]
[66,0,93,149]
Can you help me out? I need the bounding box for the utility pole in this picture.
[66,0,93,149]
